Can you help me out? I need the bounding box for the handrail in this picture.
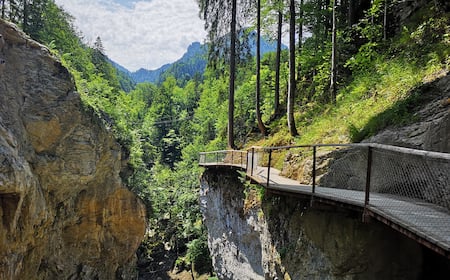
[199,143,450,259]
[199,150,236,155]
[248,143,450,160]
[258,143,364,151]
[199,143,450,212]
[369,143,450,160]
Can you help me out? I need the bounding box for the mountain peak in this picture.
[114,36,286,85]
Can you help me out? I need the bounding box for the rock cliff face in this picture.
[0,20,146,279]
[200,168,449,280]
[366,72,450,153]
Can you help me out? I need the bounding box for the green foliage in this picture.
[245,181,266,202]
[349,91,421,142]
[344,42,381,73]
[186,235,212,274]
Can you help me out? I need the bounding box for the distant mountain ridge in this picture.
[114,36,286,85]
[131,42,206,84]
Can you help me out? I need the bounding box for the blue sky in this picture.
[54,0,206,71]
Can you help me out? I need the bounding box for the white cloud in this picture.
[54,0,206,71]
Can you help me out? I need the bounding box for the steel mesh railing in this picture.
[369,145,450,210]
[199,144,450,211]
[199,144,450,257]
[317,145,368,190]
[199,150,248,169]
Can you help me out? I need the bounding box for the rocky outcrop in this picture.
[366,72,450,153]
[200,168,450,279]
[0,19,146,279]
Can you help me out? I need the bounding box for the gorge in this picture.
[0,0,449,279]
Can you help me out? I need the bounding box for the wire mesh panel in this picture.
[370,146,450,211]
[199,150,248,169]
[315,146,368,191]
[277,146,314,184]
[247,148,265,177]
[199,151,224,164]
[200,144,450,212]
[224,150,248,167]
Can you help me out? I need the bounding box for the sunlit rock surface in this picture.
[0,19,146,279]
[200,168,450,279]
[365,72,450,153]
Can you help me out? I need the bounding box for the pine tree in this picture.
[330,0,337,103]
[274,5,283,117]
[198,0,254,148]
[288,0,298,136]
[255,0,267,136]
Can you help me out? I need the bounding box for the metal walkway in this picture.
[199,144,450,259]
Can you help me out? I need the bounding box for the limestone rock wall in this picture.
[366,72,450,153]
[0,19,146,279]
[200,168,438,280]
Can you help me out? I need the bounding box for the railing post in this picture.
[312,146,317,194]
[231,150,234,164]
[245,151,249,173]
[251,147,255,176]
[267,149,272,188]
[364,146,373,222]
[216,151,219,164]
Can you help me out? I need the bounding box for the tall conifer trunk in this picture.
[274,8,282,117]
[296,0,303,84]
[256,0,267,136]
[383,0,388,40]
[23,0,29,34]
[228,0,237,149]
[288,0,298,136]
[330,0,337,103]
[348,0,355,27]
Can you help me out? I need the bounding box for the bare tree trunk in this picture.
[256,0,267,136]
[330,0,337,104]
[348,0,355,27]
[296,0,303,84]
[23,0,29,34]
[274,8,282,117]
[228,0,237,149]
[324,0,331,36]
[288,0,298,136]
[383,0,388,40]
